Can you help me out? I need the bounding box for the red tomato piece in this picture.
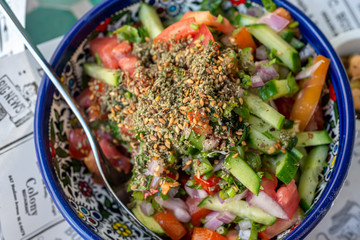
[86,104,103,122]
[186,197,212,226]
[258,207,300,240]
[84,151,101,177]
[261,174,278,200]
[226,230,239,240]
[192,228,227,240]
[111,41,133,60]
[99,138,132,173]
[180,11,235,35]
[276,180,300,219]
[154,211,187,240]
[274,97,295,119]
[76,88,93,109]
[194,175,220,196]
[90,36,119,69]
[68,128,91,159]
[96,17,111,32]
[117,54,138,77]
[155,17,198,43]
[304,101,324,131]
[187,110,213,136]
[192,24,214,46]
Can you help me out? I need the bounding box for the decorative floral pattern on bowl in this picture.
[36,0,353,239]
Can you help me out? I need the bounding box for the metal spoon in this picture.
[0,1,132,200]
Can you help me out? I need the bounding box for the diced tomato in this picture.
[87,104,103,122]
[258,207,300,240]
[76,88,93,109]
[186,197,212,226]
[90,36,119,69]
[232,27,257,52]
[181,11,235,35]
[155,17,198,43]
[99,138,132,173]
[68,128,91,159]
[192,228,227,240]
[305,101,324,131]
[226,230,239,240]
[154,211,187,240]
[117,54,138,77]
[144,189,159,199]
[261,174,278,200]
[192,24,214,46]
[187,110,213,136]
[274,97,295,119]
[111,41,133,59]
[194,175,220,196]
[276,180,300,219]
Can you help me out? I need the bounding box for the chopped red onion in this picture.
[220,35,231,46]
[185,197,203,215]
[295,60,324,80]
[254,62,279,83]
[155,196,191,223]
[168,186,179,198]
[213,159,224,172]
[258,13,290,32]
[146,159,163,176]
[246,6,264,17]
[251,75,265,87]
[140,200,154,217]
[203,138,220,152]
[217,192,225,204]
[216,211,236,224]
[150,176,160,189]
[238,220,252,230]
[185,185,208,199]
[204,212,223,231]
[256,45,268,60]
[300,43,316,62]
[247,191,289,219]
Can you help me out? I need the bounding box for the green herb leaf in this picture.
[113,25,143,43]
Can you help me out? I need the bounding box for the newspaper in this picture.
[0,0,360,239]
[0,0,26,58]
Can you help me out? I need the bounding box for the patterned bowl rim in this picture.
[34,0,356,239]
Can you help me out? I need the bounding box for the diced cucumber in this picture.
[234,14,258,27]
[290,38,305,50]
[132,202,164,234]
[248,115,272,133]
[296,130,333,147]
[139,3,164,39]
[199,196,277,226]
[244,93,285,130]
[225,152,261,195]
[279,29,296,43]
[262,155,278,175]
[193,158,213,175]
[248,128,279,155]
[247,24,301,72]
[275,151,300,185]
[257,76,299,101]
[83,62,121,86]
[296,147,308,171]
[188,131,205,151]
[298,145,329,211]
[238,220,259,240]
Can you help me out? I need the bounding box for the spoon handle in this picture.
[0,0,122,186]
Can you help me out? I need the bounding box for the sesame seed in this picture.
[150,135,157,141]
[187,79,194,85]
[183,97,190,103]
[159,118,166,124]
[232,152,239,158]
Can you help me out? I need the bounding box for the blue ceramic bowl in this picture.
[34,0,355,239]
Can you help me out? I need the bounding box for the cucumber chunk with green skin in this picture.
[132,202,165,234]
[83,63,121,86]
[188,131,205,151]
[244,93,285,130]
[234,14,258,27]
[225,152,261,195]
[296,130,333,147]
[199,196,277,226]
[248,115,273,133]
[298,145,329,211]
[248,128,279,155]
[247,24,301,72]
[139,3,164,39]
[257,76,299,101]
[296,147,308,171]
[276,151,300,185]
[193,158,213,175]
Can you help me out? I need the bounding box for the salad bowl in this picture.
[34,0,355,239]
